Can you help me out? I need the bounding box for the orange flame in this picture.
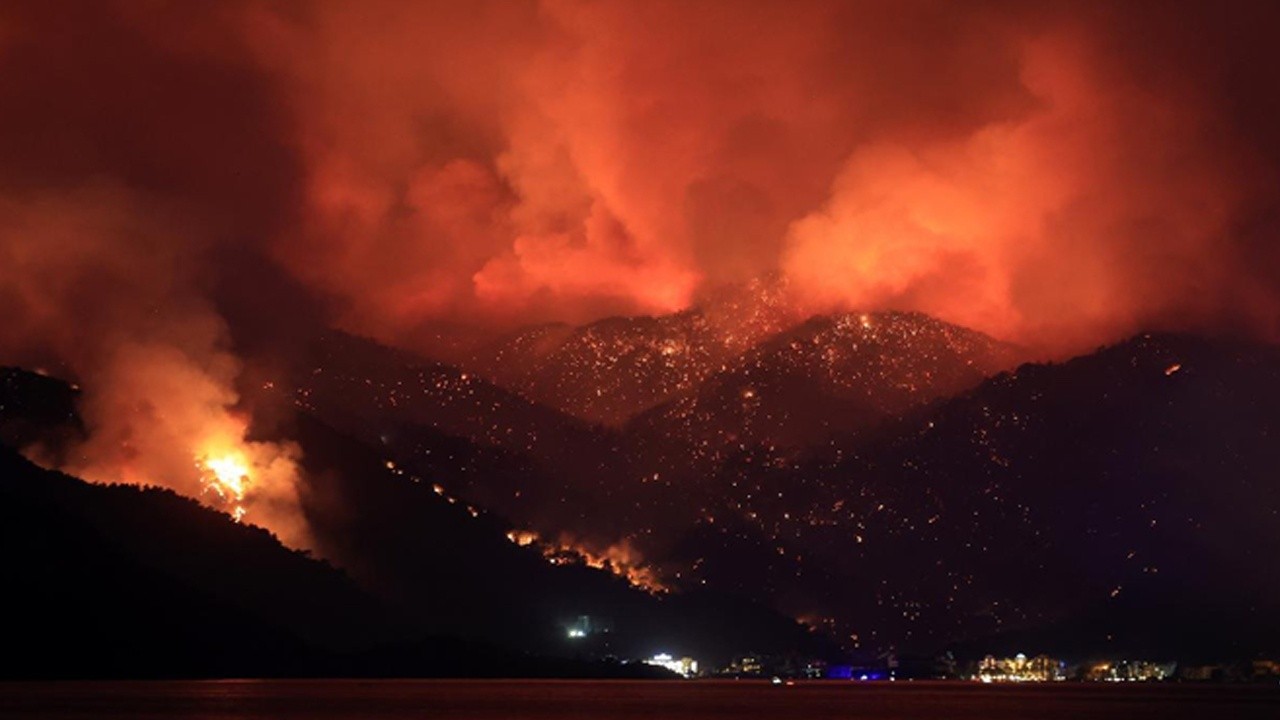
[197,450,251,522]
[506,529,668,594]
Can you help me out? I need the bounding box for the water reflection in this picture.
[0,680,1277,720]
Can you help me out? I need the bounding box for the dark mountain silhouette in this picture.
[289,331,628,534]
[6,324,1280,671]
[662,333,1280,659]
[0,442,390,678]
[0,367,82,455]
[302,311,1015,554]
[0,367,825,676]
[0,442,685,680]
[278,322,1280,662]
[627,311,1016,477]
[277,407,826,664]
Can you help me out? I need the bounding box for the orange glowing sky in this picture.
[4,1,1279,359]
[247,0,1279,355]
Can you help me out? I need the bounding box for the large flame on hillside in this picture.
[52,407,310,548]
[14,331,315,549]
[184,426,307,545]
[191,435,306,545]
[198,450,252,522]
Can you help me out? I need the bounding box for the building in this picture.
[645,653,699,678]
[727,655,763,676]
[976,653,1065,682]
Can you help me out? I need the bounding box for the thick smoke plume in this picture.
[0,3,308,545]
[248,0,1280,352]
[0,185,309,546]
[2,1,1280,541]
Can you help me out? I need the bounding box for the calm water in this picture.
[1,680,1277,719]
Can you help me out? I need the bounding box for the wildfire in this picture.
[505,528,668,594]
[184,434,307,547]
[572,542,668,595]
[197,450,252,522]
[506,530,539,546]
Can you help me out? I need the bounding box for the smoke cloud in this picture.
[0,2,309,545]
[3,1,1280,540]
[248,0,1280,353]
